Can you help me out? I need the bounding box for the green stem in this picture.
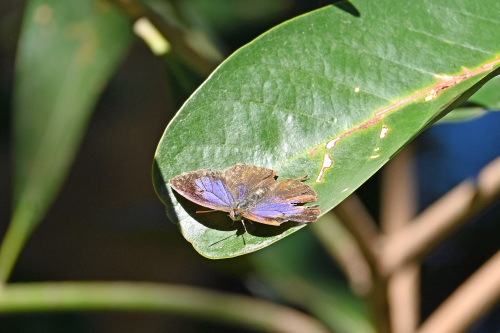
[0,282,329,333]
[109,0,219,76]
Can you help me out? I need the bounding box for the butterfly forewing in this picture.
[223,164,276,202]
[270,178,318,203]
[169,169,233,212]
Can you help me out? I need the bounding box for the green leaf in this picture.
[153,0,500,258]
[0,282,329,333]
[0,0,132,281]
[468,75,500,109]
[436,107,487,124]
[188,0,291,31]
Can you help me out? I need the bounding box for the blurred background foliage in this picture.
[0,0,499,332]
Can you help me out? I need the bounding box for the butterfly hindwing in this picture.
[239,177,320,225]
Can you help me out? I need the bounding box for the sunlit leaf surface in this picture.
[154,0,500,258]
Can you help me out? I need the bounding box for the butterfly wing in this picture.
[170,165,320,225]
[223,164,276,202]
[242,202,320,225]
[240,178,321,225]
[169,169,234,212]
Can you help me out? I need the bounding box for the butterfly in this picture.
[169,164,320,230]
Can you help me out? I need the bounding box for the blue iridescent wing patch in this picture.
[169,169,234,212]
[169,164,320,226]
[240,178,320,225]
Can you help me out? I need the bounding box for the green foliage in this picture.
[0,0,131,281]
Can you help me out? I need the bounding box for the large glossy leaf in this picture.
[0,0,131,280]
[153,0,500,258]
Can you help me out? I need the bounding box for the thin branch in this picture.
[381,156,500,275]
[380,145,417,234]
[0,282,329,333]
[380,145,420,333]
[332,194,389,333]
[333,194,379,273]
[369,276,392,333]
[387,266,420,333]
[311,212,372,295]
[416,250,500,333]
[109,0,219,76]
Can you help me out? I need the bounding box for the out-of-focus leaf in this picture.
[468,75,500,109]
[189,0,291,31]
[436,107,487,124]
[0,0,132,281]
[153,0,500,258]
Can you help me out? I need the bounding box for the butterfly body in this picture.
[169,164,320,226]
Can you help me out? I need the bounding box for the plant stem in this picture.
[369,276,391,333]
[109,0,219,76]
[381,156,500,275]
[332,194,392,333]
[380,145,420,333]
[417,250,500,333]
[311,212,372,295]
[333,194,379,273]
[0,281,330,333]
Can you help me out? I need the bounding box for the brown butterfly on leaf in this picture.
[169,164,320,230]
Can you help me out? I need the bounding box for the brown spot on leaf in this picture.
[310,56,500,182]
[308,146,321,157]
[325,115,384,150]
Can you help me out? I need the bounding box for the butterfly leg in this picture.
[241,219,255,234]
[296,175,308,181]
[241,219,248,233]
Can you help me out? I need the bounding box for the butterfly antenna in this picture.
[297,175,308,181]
[196,210,217,214]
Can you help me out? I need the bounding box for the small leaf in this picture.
[153,0,500,258]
